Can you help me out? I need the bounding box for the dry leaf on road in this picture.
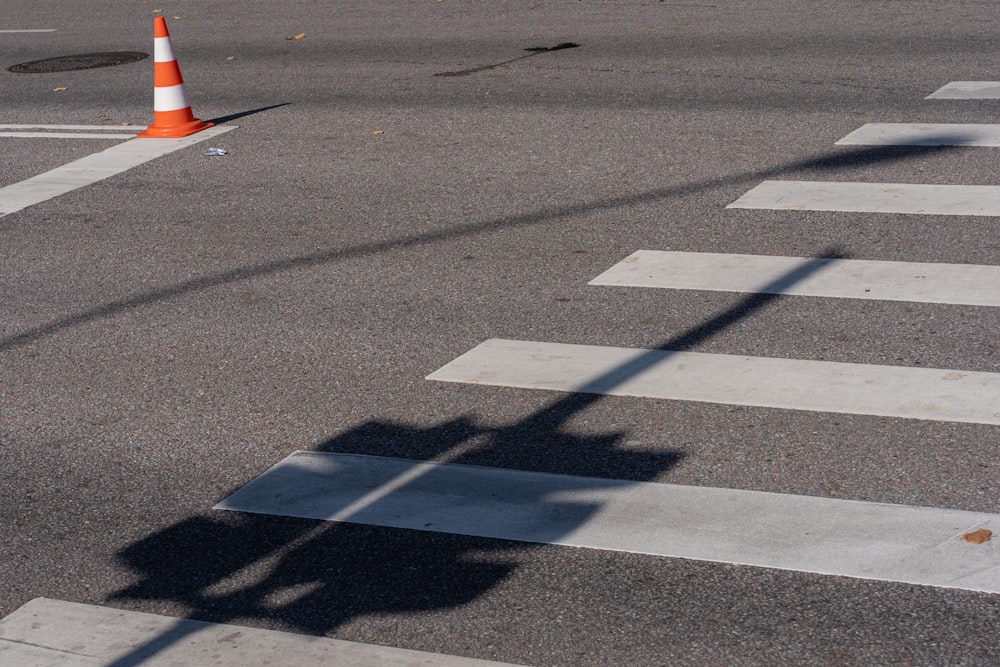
[961,528,993,545]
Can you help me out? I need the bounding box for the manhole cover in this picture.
[8,51,149,73]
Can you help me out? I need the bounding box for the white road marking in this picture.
[0,29,57,33]
[926,81,1000,99]
[727,180,1000,216]
[835,123,1000,147]
[0,598,521,666]
[427,339,1000,425]
[0,125,234,217]
[0,125,136,130]
[589,250,1000,306]
[0,132,138,139]
[215,451,1000,593]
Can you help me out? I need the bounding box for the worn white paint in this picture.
[0,126,234,217]
[0,598,520,666]
[926,81,1000,99]
[0,132,138,139]
[589,250,1000,306]
[835,123,1000,147]
[216,451,1000,593]
[427,339,1000,425]
[727,181,1000,216]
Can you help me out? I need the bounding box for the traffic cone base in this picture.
[137,117,213,138]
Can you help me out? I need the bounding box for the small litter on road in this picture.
[962,528,993,544]
[287,32,305,40]
[203,147,228,156]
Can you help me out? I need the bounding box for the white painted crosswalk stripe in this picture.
[926,81,1000,99]
[835,123,1000,147]
[0,598,521,666]
[215,451,1000,593]
[727,180,1000,216]
[427,339,1000,425]
[589,250,1000,306]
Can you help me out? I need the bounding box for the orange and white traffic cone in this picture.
[138,16,212,138]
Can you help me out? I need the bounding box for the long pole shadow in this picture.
[0,143,955,353]
[104,249,841,665]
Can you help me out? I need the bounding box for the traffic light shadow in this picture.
[104,248,842,665]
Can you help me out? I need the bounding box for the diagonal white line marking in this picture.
[215,451,1000,593]
[0,126,235,217]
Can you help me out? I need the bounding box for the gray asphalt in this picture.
[2,1,999,665]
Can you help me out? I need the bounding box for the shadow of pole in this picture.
[0,143,953,353]
[205,103,291,126]
[104,250,842,665]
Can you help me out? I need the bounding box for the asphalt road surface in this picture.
[2,1,999,665]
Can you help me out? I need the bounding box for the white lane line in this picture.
[0,598,521,667]
[927,81,1000,99]
[0,124,137,130]
[727,180,1000,216]
[215,451,1000,593]
[427,339,1000,425]
[835,123,1000,147]
[589,250,1000,306]
[0,29,57,33]
[0,132,138,139]
[0,126,234,217]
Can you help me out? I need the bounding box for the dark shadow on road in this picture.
[104,248,841,665]
[205,103,291,126]
[435,42,580,77]
[0,143,954,353]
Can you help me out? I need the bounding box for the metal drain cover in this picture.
[8,51,149,73]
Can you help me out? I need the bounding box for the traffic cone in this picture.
[138,16,212,138]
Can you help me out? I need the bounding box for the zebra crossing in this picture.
[210,79,1000,595]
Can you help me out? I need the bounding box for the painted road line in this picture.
[216,451,1000,593]
[0,125,139,139]
[0,132,138,139]
[726,181,1000,216]
[427,339,1000,425]
[926,81,1000,99]
[835,123,1000,147]
[0,599,522,667]
[0,125,234,217]
[589,250,1000,306]
[0,125,137,130]
[0,29,57,33]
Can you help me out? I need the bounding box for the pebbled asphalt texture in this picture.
[2,1,999,665]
